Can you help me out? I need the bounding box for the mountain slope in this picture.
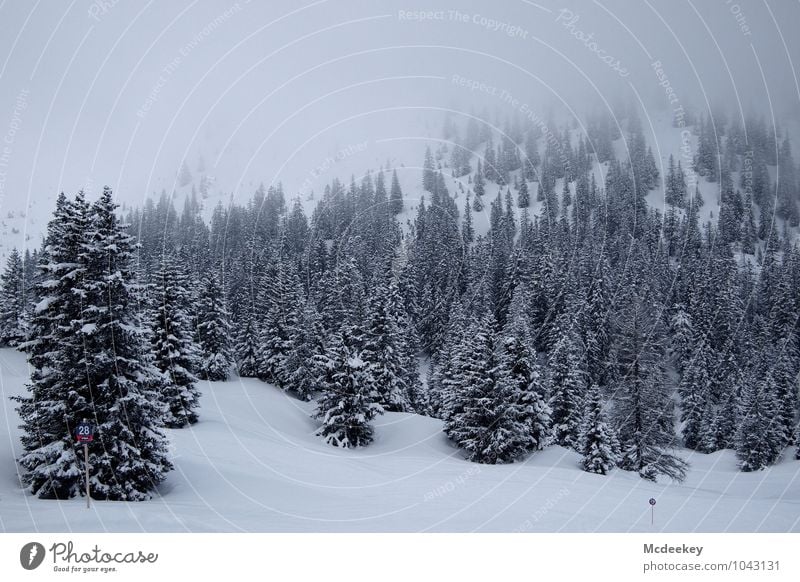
[1,347,797,532]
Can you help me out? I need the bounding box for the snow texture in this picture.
[1,348,797,532]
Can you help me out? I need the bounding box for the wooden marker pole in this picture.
[76,420,93,509]
[84,443,90,509]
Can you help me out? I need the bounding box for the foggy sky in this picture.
[0,0,798,233]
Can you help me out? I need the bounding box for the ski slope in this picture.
[1,348,798,533]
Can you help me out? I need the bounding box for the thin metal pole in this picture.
[84,443,90,509]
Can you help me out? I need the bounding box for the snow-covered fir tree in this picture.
[547,310,586,450]
[444,315,531,464]
[429,300,469,419]
[234,306,260,378]
[499,289,551,452]
[422,146,436,192]
[612,280,688,482]
[669,305,694,374]
[16,189,172,500]
[0,248,27,346]
[14,193,92,499]
[735,370,784,471]
[678,334,716,452]
[579,384,620,475]
[313,328,383,448]
[390,169,404,214]
[517,178,530,208]
[362,275,412,412]
[151,254,201,428]
[75,188,173,499]
[281,299,327,401]
[196,272,233,381]
[257,249,301,386]
[584,259,613,388]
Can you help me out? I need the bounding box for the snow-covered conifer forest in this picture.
[0,0,798,532]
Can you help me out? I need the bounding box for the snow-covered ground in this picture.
[1,348,797,533]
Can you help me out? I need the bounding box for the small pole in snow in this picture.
[75,420,94,509]
[649,497,656,525]
[84,443,90,509]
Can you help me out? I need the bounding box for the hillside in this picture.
[1,348,796,533]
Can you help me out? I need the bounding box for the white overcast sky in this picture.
[0,0,798,221]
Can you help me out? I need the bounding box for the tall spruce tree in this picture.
[735,370,784,471]
[0,248,27,346]
[499,292,552,453]
[517,178,530,208]
[444,315,530,464]
[579,384,620,475]
[423,147,436,192]
[430,301,469,419]
[259,251,302,386]
[234,306,260,377]
[16,189,172,501]
[75,188,172,499]
[362,275,416,411]
[678,335,716,451]
[196,272,233,381]
[612,283,688,482]
[390,169,404,214]
[547,310,586,449]
[281,300,327,401]
[462,193,475,245]
[151,254,201,427]
[314,328,383,448]
[474,161,486,199]
[15,193,92,498]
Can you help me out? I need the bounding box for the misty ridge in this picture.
[0,0,798,219]
[0,0,798,535]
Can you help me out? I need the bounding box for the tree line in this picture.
[2,108,799,500]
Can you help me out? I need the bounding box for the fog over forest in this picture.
[0,0,799,536]
[0,0,798,233]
